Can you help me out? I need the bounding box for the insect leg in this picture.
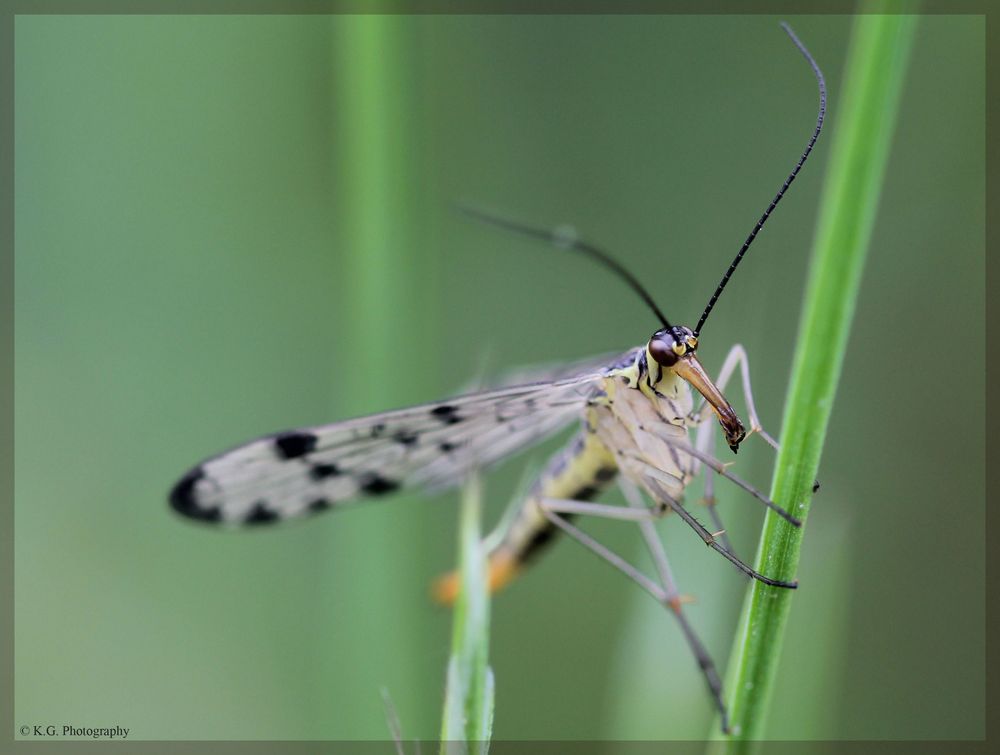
[689,343,819,492]
[621,442,801,526]
[537,498,661,522]
[694,420,737,557]
[618,476,731,734]
[536,471,756,720]
[540,506,667,601]
[689,344,778,450]
[644,479,798,589]
[541,486,731,732]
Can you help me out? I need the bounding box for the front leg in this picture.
[688,343,779,451]
[641,478,798,589]
[689,343,818,492]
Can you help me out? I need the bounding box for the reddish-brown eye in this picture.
[648,336,679,367]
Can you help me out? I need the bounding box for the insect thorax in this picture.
[604,345,695,418]
[590,346,697,496]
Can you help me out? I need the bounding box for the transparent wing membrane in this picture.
[169,358,633,526]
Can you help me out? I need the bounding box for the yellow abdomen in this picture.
[434,426,617,604]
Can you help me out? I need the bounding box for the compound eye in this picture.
[648,336,679,367]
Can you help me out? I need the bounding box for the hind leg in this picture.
[694,419,737,557]
[536,484,731,733]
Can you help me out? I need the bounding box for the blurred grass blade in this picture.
[326,15,435,735]
[710,11,919,747]
[440,475,495,754]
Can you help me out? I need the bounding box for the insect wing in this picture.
[481,348,639,391]
[169,366,619,526]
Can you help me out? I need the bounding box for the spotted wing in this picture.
[169,357,633,526]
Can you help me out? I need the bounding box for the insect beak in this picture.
[673,354,746,452]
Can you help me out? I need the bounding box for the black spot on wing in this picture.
[169,466,202,513]
[439,441,460,453]
[309,498,331,513]
[359,472,399,496]
[274,431,318,459]
[430,405,462,425]
[394,429,419,447]
[169,466,221,523]
[309,462,341,481]
[573,485,599,500]
[245,501,280,525]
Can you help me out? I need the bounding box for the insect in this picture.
[169,23,825,734]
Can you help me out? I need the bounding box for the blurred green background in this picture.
[15,14,983,742]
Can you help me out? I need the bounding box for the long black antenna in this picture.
[459,204,673,330]
[693,22,826,337]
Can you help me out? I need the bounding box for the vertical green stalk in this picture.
[328,15,433,735]
[709,10,918,747]
[440,475,495,754]
[339,17,408,373]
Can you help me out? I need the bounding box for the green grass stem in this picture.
[709,10,918,747]
[332,15,435,736]
[440,475,495,754]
